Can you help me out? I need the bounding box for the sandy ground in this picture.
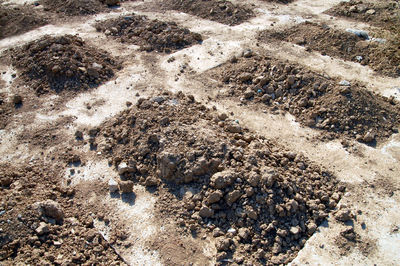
[1,0,400,265]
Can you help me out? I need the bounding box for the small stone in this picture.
[210,170,234,189]
[339,80,351,86]
[290,226,300,235]
[237,72,252,83]
[335,209,351,222]
[215,237,230,251]
[238,227,250,241]
[33,200,64,222]
[225,190,242,205]
[307,222,317,234]
[108,178,119,193]
[244,89,254,99]
[225,123,242,133]
[117,162,136,175]
[199,206,214,218]
[365,9,375,15]
[206,191,223,204]
[119,180,134,193]
[144,177,158,187]
[362,131,375,143]
[36,222,49,235]
[242,49,253,58]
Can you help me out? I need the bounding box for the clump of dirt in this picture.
[0,6,48,39]
[162,0,254,26]
[40,0,121,16]
[260,22,400,77]
[211,53,400,143]
[326,0,400,32]
[0,94,14,129]
[86,92,344,264]
[8,35,121,95]
[95,13,203,53]
[0,162,123,264]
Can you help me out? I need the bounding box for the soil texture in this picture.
[39,0,121,16]
[95,13,203,53]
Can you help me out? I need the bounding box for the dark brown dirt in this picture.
[210,53,400,144]
[0,94,14,129]
[8,35,121,95]
[162,0,254,26]
[326,0,400,32]
[86,91,344,265]
[0,6,48,39]
[40,0,120,16]
[0,161,124,265]
[260,22,400,77]
[95,13,203,53]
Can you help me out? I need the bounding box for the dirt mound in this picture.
[86,92,343,264]
[326,0,400,32]
[40,0,115,16]
[8,35,121,95]
[211,53,399,143]
[0,162,123,264]
[0,6,48,39]
[260,22,400,77]
[162,0,254,26]
[95,13,203,53]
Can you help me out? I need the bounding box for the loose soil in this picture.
[161,0,254,26]
[7,35,121,95]
[0,6,48,39]
[260,22,400,77]
[95,13,203,53]
[0,161,124,265]
[210,53,400,143]
[86,92,345,265]
[39,0,121,16]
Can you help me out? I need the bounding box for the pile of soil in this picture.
[95,13,203,53]
[162,0,254,26]
[8,35,121,95]
[211,53,400,143]
[0,161,123,264]
[86,92,343,264]
[40,0,122,16]
[260,22,400,77]
[326,0,400,32]
[0,6,48,39]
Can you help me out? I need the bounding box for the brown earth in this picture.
[0,6,48,39]
[39,0,123,16]
[85,92,346,265]
[7,35,121,95]
[161,0,254,26]
[95,13,203,53]
[260,22,400,77]
[210,52,400,144]
[0,160,125,265]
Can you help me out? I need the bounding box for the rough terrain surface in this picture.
[7,35,121,94]
[261,22,400,77]
[0,0,400,265]
[95,13,202,53]
[161,0,254,26]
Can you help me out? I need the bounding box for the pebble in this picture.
[36,222,49,235]
[339,80,351,86]
[108,178,119,193]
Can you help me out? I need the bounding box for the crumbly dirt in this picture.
[39,0,122,16]
[326,0,400,33]
[86,92,345,265]
[210,53,400,144]
[260,22,400,78]
[161,0,254,26]
[0,161,125,265]
[95,13,203,53]
[7,35,121,95]
[0,6,48,39]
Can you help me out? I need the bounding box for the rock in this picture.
[237,72,252,82]
[206,191,223,204]
[117,161,136,175]
[238,228,250,241]
[307,222,317,234]
[335,209,351,222]
[119,180,134,193]
[225,123,242,133]
[290,226,300,235]
[144,177,159,187]
[339,80,351,86]
[244,89,254,99]
[157,152,179,180]
[87,67,99,78]
[210,170,234,189]
[226,190,242,205]
[272,243,281,254]
[287,75,296,86]
[199,206,214,218]
[246,207,258,220]
[11,94,22,105]
[108,178,119,193]
[33,200,64,222]
[36,222,49,235]
[248,172,260,187]
[215,237,230,251]
[362,131,375,143]
[346,28,369,40]
[242,49,253,58]
[365,9,375,15]
[218,113,228,121]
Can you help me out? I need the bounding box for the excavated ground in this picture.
[0,0,400,265]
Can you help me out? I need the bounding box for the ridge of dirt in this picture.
[0,6,48,40]
[260,21,400,78]
[84,92,346,265]
[95,13,203,53]
[161,0,255,26]
[7,35,121,95]
[210,52,400,144]
[39,0,121,16]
